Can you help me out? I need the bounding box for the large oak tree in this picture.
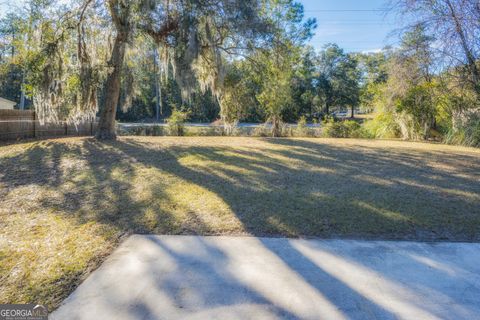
[18,0,276,139]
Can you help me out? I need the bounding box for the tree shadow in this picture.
[2,136,480,315]
[3,137,478,241]
[52,235,480,320]
[98,137,480,240]
[263,238,480,320]
[6,136,473,240]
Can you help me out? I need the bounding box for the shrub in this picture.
[322,118,363,138]
[252,125,271,137]
[394,83,437,140]
[445,113,480,147]
[362,112,400,139]
[295,116,308,136]
[167,110,188,136]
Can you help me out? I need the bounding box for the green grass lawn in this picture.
[1,136,479,309]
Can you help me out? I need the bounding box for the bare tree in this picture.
[391,0,480,94]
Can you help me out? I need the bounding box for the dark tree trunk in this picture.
[96,33,127,140]
[350,105,354,118]
[96,0,131,140]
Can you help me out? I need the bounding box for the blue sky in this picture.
[300,0,398,52]
[1,0,398,53]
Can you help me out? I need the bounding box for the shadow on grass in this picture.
[85,137,480,240]
[1,137,479,239]
[1,137,480,313]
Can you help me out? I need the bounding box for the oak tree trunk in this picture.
[96,33,127,140]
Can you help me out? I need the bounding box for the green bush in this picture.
[362,112,400,139]
[395,83,437,140]
[295,116,308,136]
[167,110,188,136]
[445,113,480,147]
[322,118,364,138]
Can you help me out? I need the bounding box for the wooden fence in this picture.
[0,110,96,141]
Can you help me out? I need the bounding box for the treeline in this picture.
[0,0,479,145]
[110,42,363,126]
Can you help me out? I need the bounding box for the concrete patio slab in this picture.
[52,236,480,320]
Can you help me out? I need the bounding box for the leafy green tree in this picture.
[376,26,437,139]
[357,51,389,113]
[316,44,361,117]
[220,62,255,130]
[0,6,47,108]
[2,0,278,139]
[209,0,316,132]
[256,44,296,136]
[288,46,318,121]
[103,0,296,139]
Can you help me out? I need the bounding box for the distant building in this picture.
[0,97,16,110]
